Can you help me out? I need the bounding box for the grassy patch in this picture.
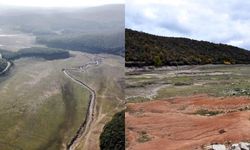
[137,131,151,143]
[126,96,151,103]
[174,82,192,86]
[194,109,224,116]
[126,65,250,102]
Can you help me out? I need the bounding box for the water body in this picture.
[0,32,38,51]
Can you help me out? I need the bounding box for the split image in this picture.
[0,0,250,150]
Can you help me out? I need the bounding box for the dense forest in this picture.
[0,47,70,60]
[36,32,124,56]
[126,29,250,67]
[100,110,125,150]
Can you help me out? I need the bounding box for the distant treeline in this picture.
[125,29,250,67]
[36,32,124,56]
[100,110,125,150]
[0,47,70,61]
[0,58,8,72]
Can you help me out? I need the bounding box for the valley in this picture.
[0,24,124,150]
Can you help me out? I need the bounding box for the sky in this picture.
[126,0,250,50]
[0,0,124,7]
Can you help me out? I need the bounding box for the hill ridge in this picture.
[125,28,250,67]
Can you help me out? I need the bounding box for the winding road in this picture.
[63,56,102,150]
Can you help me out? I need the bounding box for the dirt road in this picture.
[63,56,101,150]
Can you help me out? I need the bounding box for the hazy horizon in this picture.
[0,0,124,8]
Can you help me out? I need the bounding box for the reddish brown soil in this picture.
[126,95,250,150]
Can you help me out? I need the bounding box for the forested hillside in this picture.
[0,47,70,60]
[126,29,250,67]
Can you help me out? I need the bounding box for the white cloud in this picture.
[126,0,250,50]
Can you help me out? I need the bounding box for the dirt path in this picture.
[63,56,101,150]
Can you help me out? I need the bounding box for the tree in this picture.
[153,56,162,66]
[100,110,125,150]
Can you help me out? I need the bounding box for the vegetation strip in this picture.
[100,110,125,150]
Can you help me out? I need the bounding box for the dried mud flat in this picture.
[126,95,250,150]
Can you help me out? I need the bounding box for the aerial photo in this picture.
[0,0,125,150]
[125,0,250,150]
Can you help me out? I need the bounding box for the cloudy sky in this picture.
[0,0,124,7]
[126,0,250,50]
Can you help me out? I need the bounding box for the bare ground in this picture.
[126,95,250,150]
